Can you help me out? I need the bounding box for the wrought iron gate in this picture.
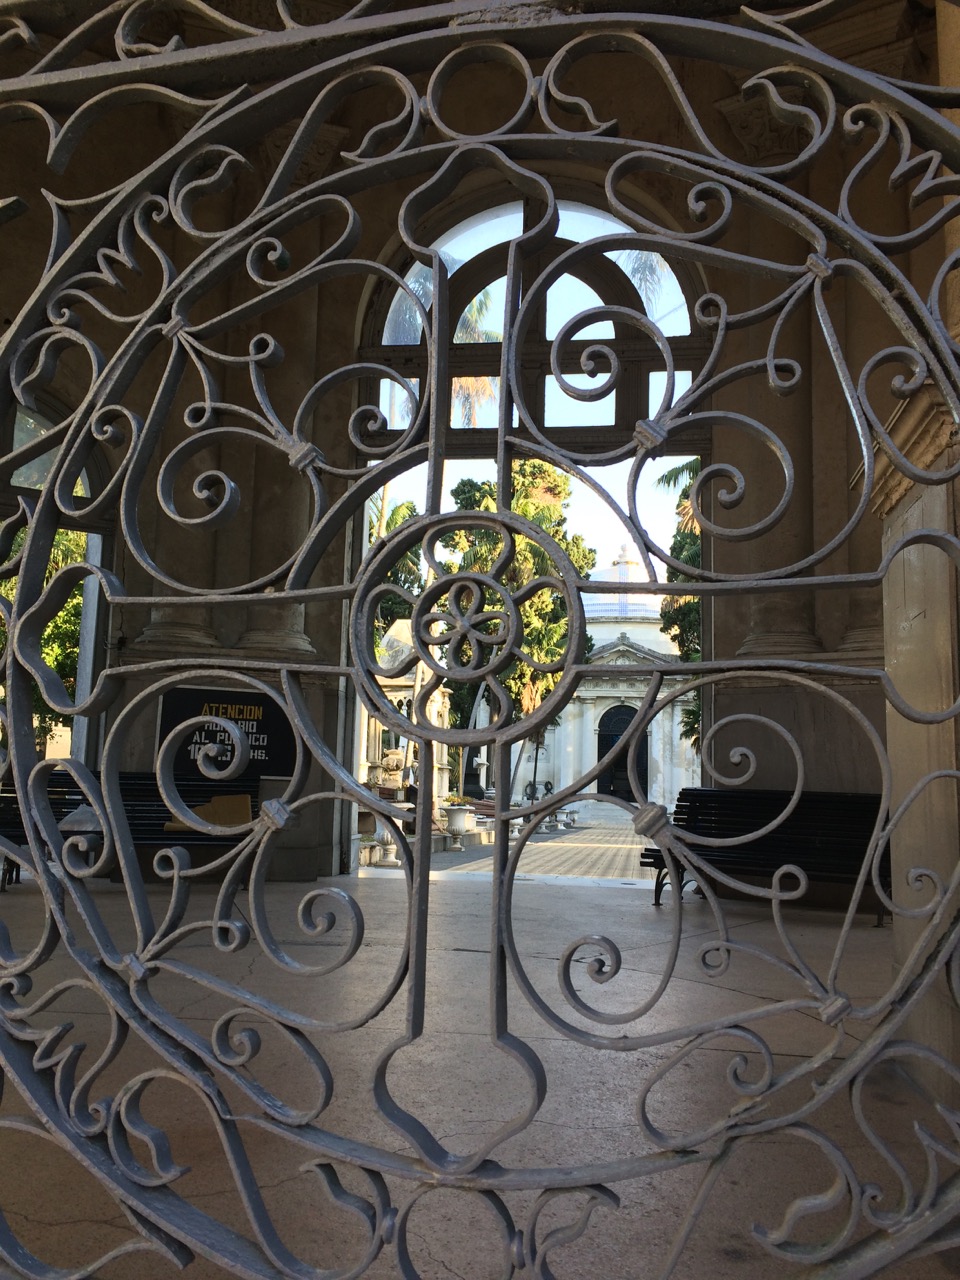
[2,1,960,1275]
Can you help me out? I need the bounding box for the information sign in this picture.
[157,688,297,779]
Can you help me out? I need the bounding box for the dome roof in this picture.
[583,546,661,621]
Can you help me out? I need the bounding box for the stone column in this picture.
[129,374,219,653]
[717,90,822,658]
[836,112,909,659]
[232,316,317,659]
[234,452,316,658]
[131,479,220,653]
[233,133,349,659]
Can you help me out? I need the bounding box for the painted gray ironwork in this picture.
[1,0,960,1275]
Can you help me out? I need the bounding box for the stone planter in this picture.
[375,839,401,867]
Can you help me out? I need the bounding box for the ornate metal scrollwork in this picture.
[1,2,960,1276]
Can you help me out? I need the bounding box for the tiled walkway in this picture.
[365,808,662,884]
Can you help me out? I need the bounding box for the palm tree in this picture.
[368,491,419,548]
[383,259,503,430]
[451,288,501,429]
[655,457,700,493]
[656,457,701,534]
[615,248,667,317]
[368,492,422,635]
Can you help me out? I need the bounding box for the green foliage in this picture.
[654,457,700,496]
[441,460,596,725]
[369,494,423,634]
[679,694,701,753]
[660,519,701,663]
[33,590,83,745]
[0,528,86,750]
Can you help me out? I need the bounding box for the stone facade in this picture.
[514,549,699,810]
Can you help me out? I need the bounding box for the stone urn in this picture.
[442,805,470,852]
[374,824,401,867]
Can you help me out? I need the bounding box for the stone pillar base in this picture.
[235,628,316,656]
[133,621,219,650]
[837,624,884,660]
[735,630,823,658]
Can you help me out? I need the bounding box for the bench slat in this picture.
[0,770,262,887]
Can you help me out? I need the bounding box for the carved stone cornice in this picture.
[810,0,929,81]
[233,0,346,23]
[854,36,926,82]
[719,0,927,164]
[810,0,918,65]
[868,382,957,521]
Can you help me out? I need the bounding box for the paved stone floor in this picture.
[370,803,659,884]
[1,812,958,1278]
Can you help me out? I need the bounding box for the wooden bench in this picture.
[109,771,261,879]
[0,770,261,886]
[639,788,890,925]
[114,771,258,836]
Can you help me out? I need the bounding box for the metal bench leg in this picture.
[654,868,701,907]
[654,868,670,906]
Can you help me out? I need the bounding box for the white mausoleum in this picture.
[513,547,699,810]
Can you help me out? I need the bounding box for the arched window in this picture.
[362,197,706,459]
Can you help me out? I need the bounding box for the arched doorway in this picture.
[597,703,648,799]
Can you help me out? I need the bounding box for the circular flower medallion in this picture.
[413,575,518,681]
[352,510,586,744]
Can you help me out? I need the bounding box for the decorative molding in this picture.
[719,2,926,166]
[811,0,916,66]
[855,36,926,82]
[258,121,350,188]
[716,88,804,164]
[131,619,219,650]
[588,632,679,666]
[235,626,317,655]
[868,382,957,521]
